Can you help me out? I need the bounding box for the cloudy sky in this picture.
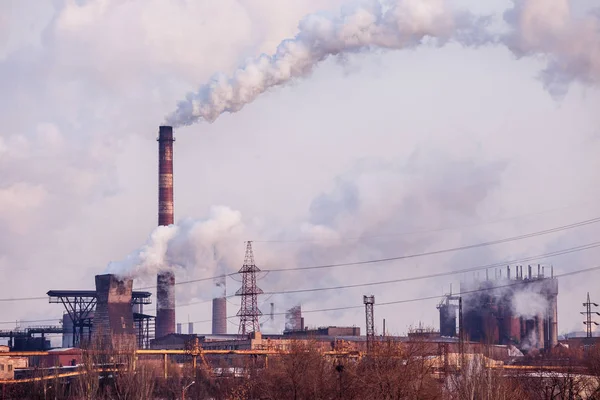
[1,0,599,342]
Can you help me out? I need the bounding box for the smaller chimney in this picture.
[188,322,193,334]
[177,323,182,334]
[93,274,135,349]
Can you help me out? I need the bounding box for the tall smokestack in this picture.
[212,276,227,335]
[156,126,176,338]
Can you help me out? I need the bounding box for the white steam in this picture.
[503,0,600,98]
[511,290,548,319]
[105,206,245,282]
[165,0,600,126]
[165,0,489,126]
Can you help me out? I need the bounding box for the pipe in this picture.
[550,295,558,347]
[156,126,176,338]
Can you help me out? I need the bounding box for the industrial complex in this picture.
[0,126,598,392]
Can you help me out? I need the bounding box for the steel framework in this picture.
[0,326,63,350]
[363,295,375,353]
[581,292,599,338]
[236,241,263,335]
[47,290,152,347]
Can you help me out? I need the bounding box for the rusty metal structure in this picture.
[156,125,176,339]
[0,326,61,351]
[364,295,375,353]
[212,275,227,335]
[236,241,263,335]
[47,288,152,348]
[458,265,558,351]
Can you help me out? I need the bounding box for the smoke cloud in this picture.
[166,0,490,126]
[503,0,600,98]
[512,289,548,319]
[106,206,245,282]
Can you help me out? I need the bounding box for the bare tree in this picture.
[445,353,525,400]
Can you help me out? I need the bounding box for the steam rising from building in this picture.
[285,305,303,332]
[441,264,559,351]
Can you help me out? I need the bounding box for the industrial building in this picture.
[438,265,559,351]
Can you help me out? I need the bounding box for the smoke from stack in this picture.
[502,0,600,98]
[156,126,176,339]
[165,0,490,127]
[164,0,599,126]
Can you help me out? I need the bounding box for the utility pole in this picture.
[237,241,263,335]
[364,295,375,353]
[581,292,599,338]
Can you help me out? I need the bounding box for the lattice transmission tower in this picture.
[582,292,600,338]
[364,295,375,353]
[237,241,263,335]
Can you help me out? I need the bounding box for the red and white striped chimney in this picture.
[156,126,175,338]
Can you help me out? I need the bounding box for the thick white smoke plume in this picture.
[512,290,548,319]
[105,206,245,282]
[503,0,600,98]
[165,0,600,126]
[166,0,489,126]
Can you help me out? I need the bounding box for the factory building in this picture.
[439,265,558,351]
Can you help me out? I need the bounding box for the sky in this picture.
[0,0,599,344]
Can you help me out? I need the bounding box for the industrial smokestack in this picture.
[156,126,176,339]
[212,276,227,334]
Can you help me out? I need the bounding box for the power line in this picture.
[0,296,47,302]
[0,318,62,326]
[265,216,600,272]
[261,241,600,295]
[188,264,600,324]
[178,241,600,310]
[137,216,600,291]
[253,201,598,243]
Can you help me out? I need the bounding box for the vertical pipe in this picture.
[383,318,386,336]
[156,126,176,339]
[163,353,168,379]
[507,266,510,280]
[550,295,558,347]
[537,313,544,349]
